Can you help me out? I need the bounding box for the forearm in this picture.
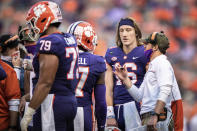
[154,85,171,113]
[105,71,114,106]
[29,83,51,109]
[95,102,107,130]
[95,84,107,129]
[123,77,143,102]
[154,100,166,114]
[106,88,113,106]
[9,110,18,127]
[24,70,30,94]
[23,93,30,102]
[158,85,172,103]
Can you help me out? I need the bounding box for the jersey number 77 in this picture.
[75,66,89,97]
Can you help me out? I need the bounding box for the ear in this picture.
[152,45,158,51]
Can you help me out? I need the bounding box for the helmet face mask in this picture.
[26,1,62,41]
[26,20,40,41]
[18,25,35,42]
[67,21,97,52]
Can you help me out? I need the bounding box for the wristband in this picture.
[106,115,115,119]
[107,106,115,117]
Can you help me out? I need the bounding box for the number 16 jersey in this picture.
[105,45,148,105]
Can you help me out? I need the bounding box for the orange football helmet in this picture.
[67,21,97,51]
[26,1,62,40]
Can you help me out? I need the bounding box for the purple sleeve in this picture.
[94,84,107,131]
[105,48,113,67]
[0,64,6,80]
[37,35,65,58]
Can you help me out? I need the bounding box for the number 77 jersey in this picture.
[105,45,148,105]
[32,32,79,95]
[76,52,106,106]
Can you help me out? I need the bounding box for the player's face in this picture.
[119,25,136,46]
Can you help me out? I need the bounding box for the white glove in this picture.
[20,106,35,131]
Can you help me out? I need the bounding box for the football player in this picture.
[105,17,149,131]
[20,1,79,131]
[67,21,107,131]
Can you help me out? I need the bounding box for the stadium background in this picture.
[0,0,197,130]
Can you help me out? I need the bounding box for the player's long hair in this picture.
[115,17,142,48]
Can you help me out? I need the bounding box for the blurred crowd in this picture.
[0,0,197,130]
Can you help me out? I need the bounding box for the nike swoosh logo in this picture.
[132,57,139,60]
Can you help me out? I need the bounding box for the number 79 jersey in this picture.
[105,46,148,105]
[32,32,79,96]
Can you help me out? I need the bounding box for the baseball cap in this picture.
[143,31,169,54]
[0,34,19,53]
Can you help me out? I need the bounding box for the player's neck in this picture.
[122,44,137,54]
[150,51,162,61]
[45,27,59,35]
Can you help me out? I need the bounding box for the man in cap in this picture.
[0,35,21,131]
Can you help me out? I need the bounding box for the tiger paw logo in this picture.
[83,26,94,37]
[34,4,46,17]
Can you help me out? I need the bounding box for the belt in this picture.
[141,108,167,121]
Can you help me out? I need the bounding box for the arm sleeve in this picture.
[94,84,107,130]
[104,48,113,67]
[156,60,173,103]
[6,70,21,111]
[127,81,145,102]
[0,64,6,80]
[158,85,173,103]
[95,56,106,74]
[37,35,64,58]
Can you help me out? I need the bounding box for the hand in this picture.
[19,96,26,115]
[114,64,128,81]
[114,65,132,89]
[147,115,158,131]
[106,118,118,127]
[20,107,35,131]
[12,51,21,67]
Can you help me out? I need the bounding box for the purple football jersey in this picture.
[105,45,148,105]
[32,32,79,96]
[76,52,106,107]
